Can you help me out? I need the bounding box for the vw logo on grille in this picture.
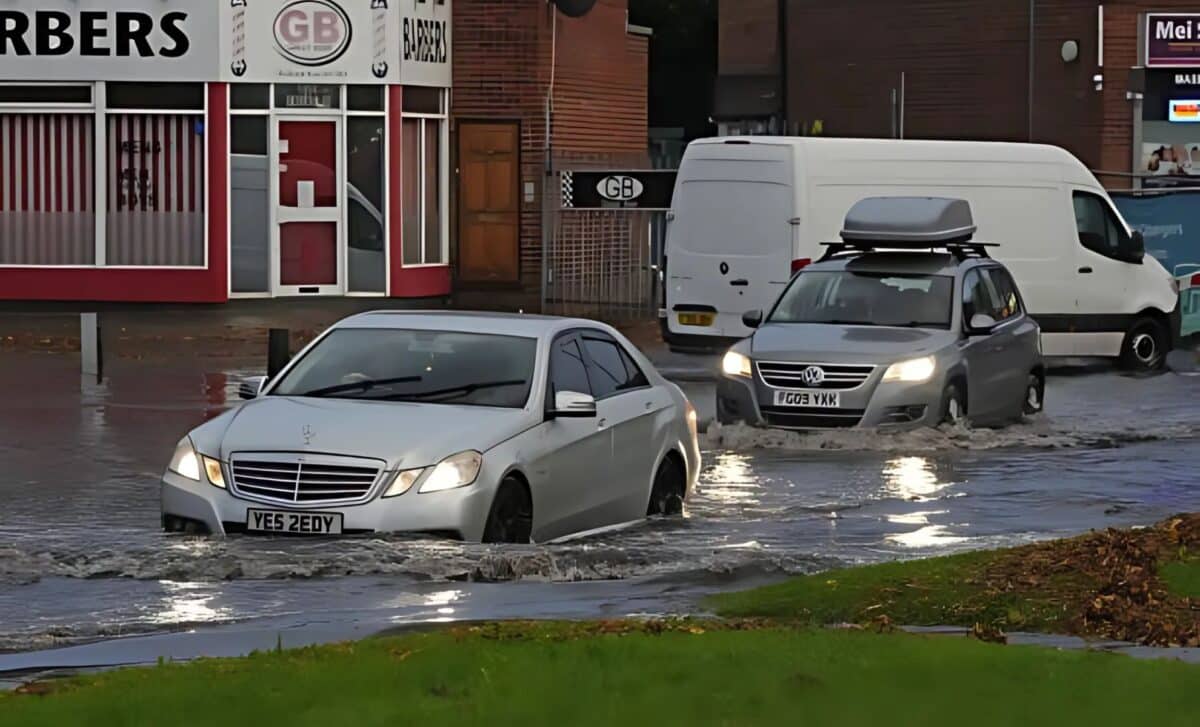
[802,366,826,386]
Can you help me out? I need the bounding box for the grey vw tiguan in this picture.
[717,197,1044,430]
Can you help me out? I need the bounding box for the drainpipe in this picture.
[1028,0,1036,141]
[777,0,788,134]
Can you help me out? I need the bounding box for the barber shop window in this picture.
[401,89,447,266]
[1072,192,1132,262]
[105,83,206,267]
[0,84,97,266]
[347,115,387,293]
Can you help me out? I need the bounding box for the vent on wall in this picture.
[554,0,598,18]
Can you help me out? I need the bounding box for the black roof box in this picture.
[840,197,977,245]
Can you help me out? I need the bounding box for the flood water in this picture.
[1,352,1199,670]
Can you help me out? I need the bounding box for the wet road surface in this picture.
[1,352,1198,668]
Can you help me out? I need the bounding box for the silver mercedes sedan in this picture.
[161,312,700,543]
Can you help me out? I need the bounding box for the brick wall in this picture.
[719,0,779,76]
[452,0,648,293]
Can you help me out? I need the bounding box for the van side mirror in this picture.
[742,310,764,329]
[1126,230,1146,264]
[239,375,268,400]
[548,391,597,419]
[967,314,997,336]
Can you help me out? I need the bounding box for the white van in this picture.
[663,137,1181,369]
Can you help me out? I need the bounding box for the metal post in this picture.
[267,329,290,379]
[1028,0,1036,141]
[80,313,102,380]
[899,72,906,139]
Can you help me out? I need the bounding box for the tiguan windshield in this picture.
[271,329,538,408]
[769,271,954,329]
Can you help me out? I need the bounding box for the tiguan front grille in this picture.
[757,361,876,390]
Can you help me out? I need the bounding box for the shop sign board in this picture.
[399,0,452,87]
[0,0,220,81]
[1148,14,1200,68]
[561,171,678,210]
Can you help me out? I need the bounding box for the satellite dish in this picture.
[554,0,598,18]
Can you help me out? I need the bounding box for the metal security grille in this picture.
[230,453,384,506]
[545,168,673,322]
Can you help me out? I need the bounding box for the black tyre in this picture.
[940,382,967,426]
[646,457,686,517]
[1118,317,1168,372]
[1022,372,1045,416]
[482,477,533,544]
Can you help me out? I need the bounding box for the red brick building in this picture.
[716,1,1200,187]
[453,0,650,300]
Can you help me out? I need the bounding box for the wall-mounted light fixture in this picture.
[1061,40,1080,63]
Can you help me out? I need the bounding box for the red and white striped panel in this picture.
[106,114,206,267]
[0,114,95,266]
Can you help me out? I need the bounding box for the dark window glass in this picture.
[620,347,650,389]
[106,83,204,110]
[348,86,385,111]
[550,337,592,398]
[770,271,954,329]
[582,335,646,398]
[962,270,1002,321]
[274,84,341,110]
[231,84,270,110]
[271,329,537,408]
[347,117,386,292]
[0,85,91,104]
[1072,192,1128,259]
[402,87,442,114]
[231,116,268,155]
[983,268,1022,321]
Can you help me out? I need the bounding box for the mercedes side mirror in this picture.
[548,391,597,419]
[742,310,764,329]
[967,314,997,336]
[238,375,268,400]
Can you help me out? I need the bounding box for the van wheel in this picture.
[1023,373,1045,416]
[1119,317,1167,371]
[482,477,533,544]
[940,382,967,426]
[647,457,686,517]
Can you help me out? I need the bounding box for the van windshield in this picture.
[769,271,954,329]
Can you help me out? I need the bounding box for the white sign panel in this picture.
[0,0,220,81]
[221,0,398,83]
[399,0,452,87]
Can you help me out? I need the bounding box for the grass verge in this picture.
[2,622,1199,726]
[711,514,1200,646]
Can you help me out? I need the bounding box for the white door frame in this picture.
[269,114,345,297]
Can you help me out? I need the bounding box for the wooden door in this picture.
[458,122,519,283]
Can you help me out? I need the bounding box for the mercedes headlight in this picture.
[882,356,937,383]
[722,351,752,377]
[168,438,201,481]
[419,451,483,494]
[384,469,425,498]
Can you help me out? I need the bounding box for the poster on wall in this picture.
[221,0,398,83]
[1140,143,1200,187]
[1147,14,1200,67]
[0,0,219,81]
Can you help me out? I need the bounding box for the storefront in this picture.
[1139,13,1200,189]
[0,0,452,301]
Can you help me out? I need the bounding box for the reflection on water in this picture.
[888,525,969,549]
[701,453,760,507]
[882,456,954,502]
[152,582,230,625]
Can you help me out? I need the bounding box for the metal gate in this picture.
[543,169,675,322]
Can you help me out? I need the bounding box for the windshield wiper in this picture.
[889,322,947,329]
[384,379,528,404]
[301,376,424,399]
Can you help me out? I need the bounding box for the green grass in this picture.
[2,624,1199,727]
[709,549,1092,632]
[1161,555,1200,599]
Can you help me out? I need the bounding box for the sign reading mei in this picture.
[1148,14,1200,68]
[0,0,218,81]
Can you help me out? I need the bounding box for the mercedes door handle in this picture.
[730,279,749,287]
[1078,267,1093,274]
[597,418,608,429]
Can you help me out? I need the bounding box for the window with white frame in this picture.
[0,82,207,268]
[105,83,206,267]
[401,87,447,266]
[0,85,96,266]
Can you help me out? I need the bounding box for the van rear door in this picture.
[666,143,795,342]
